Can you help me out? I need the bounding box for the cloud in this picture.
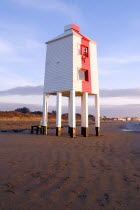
[100,88,140,97]
[0,37,43,63]
[0,16,47,91]
[0,39,24,63]
[99,69,121,75]
[11,0,81,20]
[99,55,140,64]
[0,21,44,62]
[0,40,13,54]
[0,27,45,92]
[99,96,140,106]
[0,67,36,90]
[0,86,43,96]
[0,86,140,98]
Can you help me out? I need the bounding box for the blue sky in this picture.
[0,0,140,116]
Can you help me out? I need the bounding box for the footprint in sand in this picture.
[77,193,87,200]
[96,192,110,207]
[123,175,129,183]
[56,176,70,189]
[136,185,140,191]
[96,199,105,207]
[5,183,16,194]
[31,171,47,182]
[104,192,110,204]
[24,189,31,193]
[31,172,42,178]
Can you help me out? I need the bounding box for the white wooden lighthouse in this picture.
[42,24,100,137]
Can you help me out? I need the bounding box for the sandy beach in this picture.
[0,121,140,210]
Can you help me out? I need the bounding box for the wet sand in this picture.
[0,121,140,210]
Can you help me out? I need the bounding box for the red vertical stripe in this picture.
[81,38,91,93]
[73,29,92,93]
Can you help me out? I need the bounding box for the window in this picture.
[78,70,85,81]
[83,47,88,55]
[81,45,88,57]
[78,69,89,81]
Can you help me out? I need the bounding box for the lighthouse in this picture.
[42,24,100,137]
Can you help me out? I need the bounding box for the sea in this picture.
[123,122,140,132]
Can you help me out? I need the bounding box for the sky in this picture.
[0,0,140,117]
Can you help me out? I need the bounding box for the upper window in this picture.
[81,45,88,57]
